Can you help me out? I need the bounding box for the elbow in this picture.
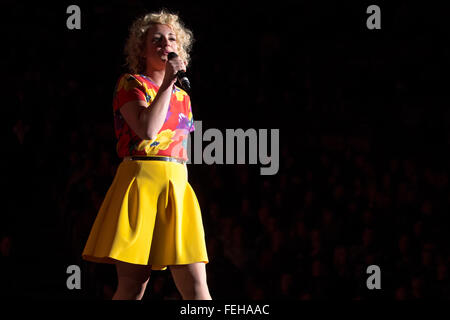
[144,129,157,141]
[138,125,154,140]
[142,123,160,140]
[145,126,161,140]
[141,133,154,140]
[137,130,153,140]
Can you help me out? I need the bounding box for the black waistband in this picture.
[124,156,186,164]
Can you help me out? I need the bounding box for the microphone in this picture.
[167,52,191,91]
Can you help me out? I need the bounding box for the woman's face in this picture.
[143,23,179,71]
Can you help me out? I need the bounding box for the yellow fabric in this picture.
[82,159,208,270]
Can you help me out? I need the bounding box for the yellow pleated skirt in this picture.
[82,158,208,270]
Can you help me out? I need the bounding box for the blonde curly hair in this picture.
[124,9,194,74]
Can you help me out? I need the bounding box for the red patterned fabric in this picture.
[112,73,194,160]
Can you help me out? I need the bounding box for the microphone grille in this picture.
[167,52,178,60]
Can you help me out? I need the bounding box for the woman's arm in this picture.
[120,55,185,140]
[120,84,172,140]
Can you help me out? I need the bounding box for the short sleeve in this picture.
[186,96,195,133]
[113,74,147,111]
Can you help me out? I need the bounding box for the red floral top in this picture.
[112,73,195,161]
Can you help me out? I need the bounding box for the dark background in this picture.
[1,0,450,299]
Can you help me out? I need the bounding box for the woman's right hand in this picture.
[161,53,186,89]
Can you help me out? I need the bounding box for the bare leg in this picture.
[112,261,152,300]
[169,262,212,300]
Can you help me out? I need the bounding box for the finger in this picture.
[174,59,186,73]
[174,62,186,73]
